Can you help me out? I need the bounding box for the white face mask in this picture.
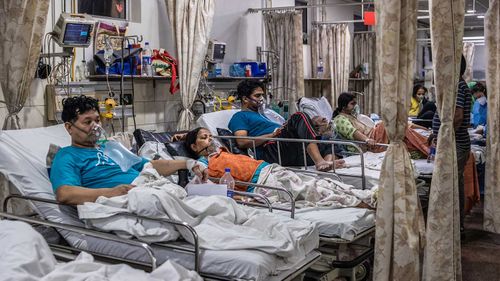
[352,104,361,117]
[477,96,487,106]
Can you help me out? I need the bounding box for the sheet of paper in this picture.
[186,183,228,197]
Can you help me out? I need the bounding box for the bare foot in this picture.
[334,159,346,169]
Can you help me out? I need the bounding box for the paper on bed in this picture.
[186,182,228,197]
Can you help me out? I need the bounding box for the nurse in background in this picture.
[409,84,428,117]
[470,82,487,128]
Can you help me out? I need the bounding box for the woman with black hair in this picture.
[332,92,429,158]
[179,127,374,208]
[409,84,428,117]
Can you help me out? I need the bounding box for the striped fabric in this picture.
[432,78,472,150]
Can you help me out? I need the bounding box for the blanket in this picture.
[0,220,202,281]
[256,164,376,209]
[77,164,319,266]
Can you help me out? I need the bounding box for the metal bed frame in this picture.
[0,191,320,280]
[213,135,383,190]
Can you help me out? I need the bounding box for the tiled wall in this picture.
[0,79,182,133]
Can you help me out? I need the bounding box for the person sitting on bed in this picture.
[228,80,342,171]
[332,92,430,158]
[50,95,205,205]
[182,127,373,208]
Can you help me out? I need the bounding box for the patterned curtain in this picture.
[483,0,500,234]
[462,42,475,82]
[372,0,424,280]
[165,0,215,131]
[264,11,304,115]
[0,0,50,130]
[352,33,381,115]
[422,0,465,280]
[310,24,351,109]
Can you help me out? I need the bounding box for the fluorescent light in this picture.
[463,36,484,40]
[477,15,485,19]
[467,9,476,13]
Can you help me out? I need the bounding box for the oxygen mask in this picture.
[89,124,107,146]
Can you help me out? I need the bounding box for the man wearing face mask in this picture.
[470,82,487,128]
[228,80,342,171]
[50,95,202,205]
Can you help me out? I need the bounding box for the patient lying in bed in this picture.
[181,127,374,209]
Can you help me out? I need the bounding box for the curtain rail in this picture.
[247,2,374,14]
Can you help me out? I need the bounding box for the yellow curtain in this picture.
[483,0,500,233]
[0,0,50,129]
[422,0,465,280]
[373,0,424,280]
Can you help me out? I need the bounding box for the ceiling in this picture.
[417,0,489,29]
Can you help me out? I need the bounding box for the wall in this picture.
[0,0,179,132]
[0,0,358,131]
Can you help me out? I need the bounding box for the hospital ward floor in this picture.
[462,200,500,281]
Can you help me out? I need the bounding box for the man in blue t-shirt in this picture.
[50,95,204,205]
[228,81,342,171]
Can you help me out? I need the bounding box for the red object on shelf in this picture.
[364,11,376,26]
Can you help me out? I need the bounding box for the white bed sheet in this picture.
[277,207,375,241]
[0,125,315,281]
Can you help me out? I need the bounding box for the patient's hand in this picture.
[107,184,135,197]
[315,160,333,172]
[334,159,346,169]
[171,133,187,142]
[192,165,208,183]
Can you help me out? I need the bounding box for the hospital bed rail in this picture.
[209,176,296,218]
[214,135,372,190]
[0,211,158,270]
[3,194,201,272]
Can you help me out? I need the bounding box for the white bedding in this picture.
[0,125,317,281]
[78,164,319,270]
[0,220,202,281]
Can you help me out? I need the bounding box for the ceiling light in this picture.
[467,9,476,13]
[477,15,485,19]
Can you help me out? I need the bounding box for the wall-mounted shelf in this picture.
[349,78,372,81]
[88,75,172,81]
[206,76,270,82]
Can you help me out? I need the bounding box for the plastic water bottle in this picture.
[141,42,153,76]
[427,146,436,163]
[316,57,324,78]
[220,168,235,198]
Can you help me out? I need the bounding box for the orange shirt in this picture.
[207,149,265,191]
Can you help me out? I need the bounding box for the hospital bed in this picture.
[0,124,321,281]
[134,129,375,281]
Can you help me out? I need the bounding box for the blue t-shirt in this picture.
[50,145,149,191]
[228,111,281,137]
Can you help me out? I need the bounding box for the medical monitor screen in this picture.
[63,23,92,45]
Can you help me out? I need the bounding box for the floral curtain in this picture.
[0,0,50,130]
[462,42,475,82]
[373,0,424,280]
[422,0,465,280]
[165,0,215,130]
[352,33,381,115]
[264,11,304,115]
[483,0,500,234]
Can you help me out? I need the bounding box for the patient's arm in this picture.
[56,184,134,205]
[151,159,188,176]
[353,130,376,146]
[233,130,277,149]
